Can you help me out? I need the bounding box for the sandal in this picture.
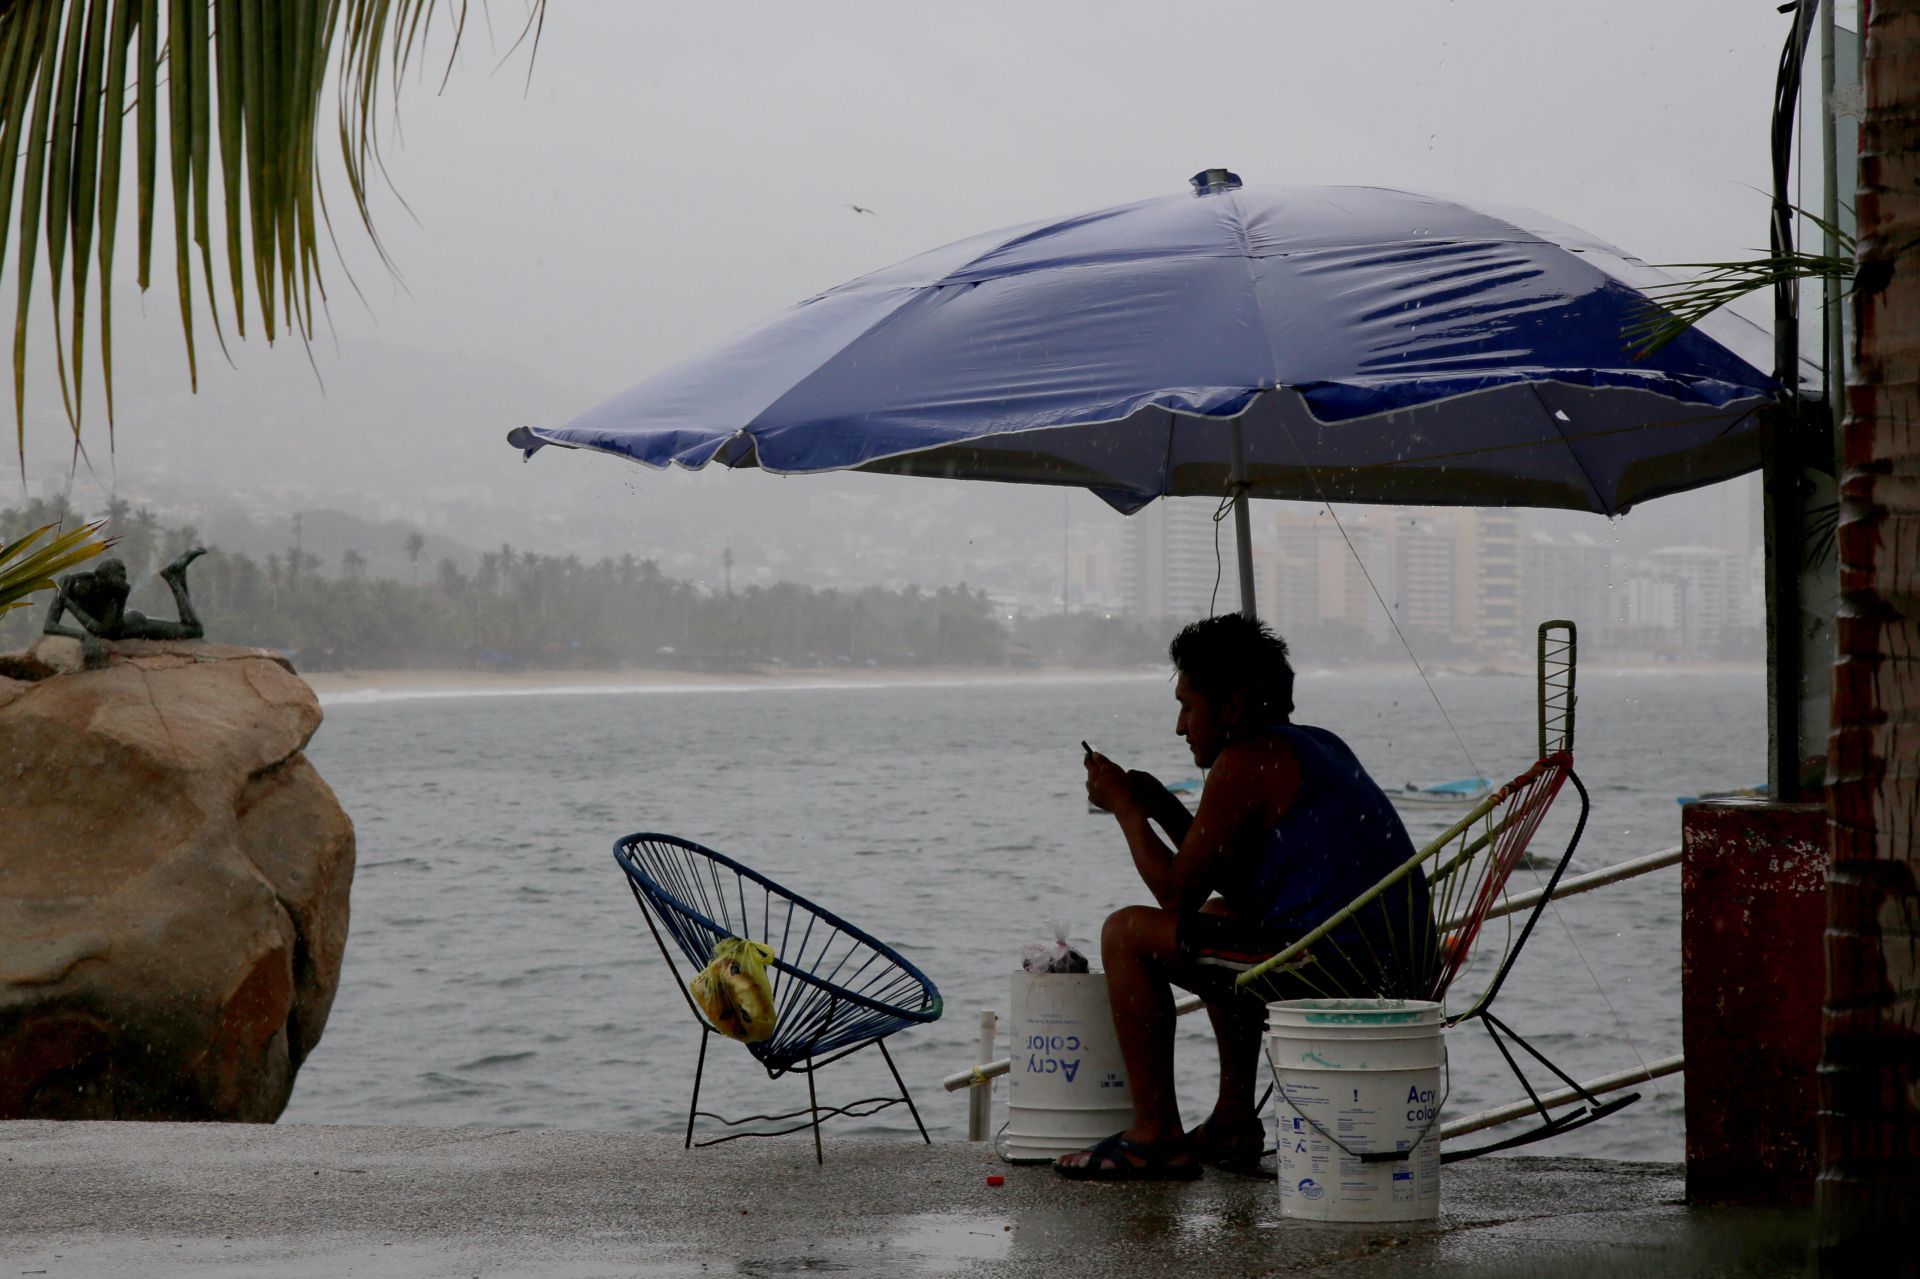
[1186,1116,1271,1177]
[1054,1130,1203,1182]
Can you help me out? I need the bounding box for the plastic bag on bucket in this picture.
[1020,920,1089,974]
[690,938,778,1042]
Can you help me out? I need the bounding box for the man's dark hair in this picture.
[1168,613,1295,722]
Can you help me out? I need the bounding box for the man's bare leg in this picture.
[1056,904,1189,1171]
[156,548,207,637]
[1190,898,1268,1157]
[1195,997,1267,1158]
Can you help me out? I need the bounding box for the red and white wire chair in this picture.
[1235,622,1635,1161]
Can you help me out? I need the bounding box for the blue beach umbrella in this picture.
[510,171,1775,613]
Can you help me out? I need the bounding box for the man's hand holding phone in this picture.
[1083,741,1132,814]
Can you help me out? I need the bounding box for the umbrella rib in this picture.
[1157,407,1178,497]
[1224,189,1285,396]
[1524,383,1611,514]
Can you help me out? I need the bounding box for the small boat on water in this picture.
[1393,777,1493,808]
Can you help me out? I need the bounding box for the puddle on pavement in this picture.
[885,1212,1016,1266]
[736,1212,1014,1276]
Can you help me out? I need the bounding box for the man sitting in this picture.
[1057,613,1434,1180]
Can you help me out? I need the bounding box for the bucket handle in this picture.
[1270,1045,1450,1165]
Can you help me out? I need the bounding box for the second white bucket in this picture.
[1266,998,1445,1223]
[1002,971,1132,1162]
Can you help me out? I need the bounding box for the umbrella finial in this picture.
[1189,168,1242,195]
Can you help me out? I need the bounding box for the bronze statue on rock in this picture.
[42,549,207,667]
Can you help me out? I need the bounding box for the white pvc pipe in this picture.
[1438,1054,1684,1142]
[967,1009,997,1140]
[1447,846,1681,932]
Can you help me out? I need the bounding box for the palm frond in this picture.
[0,1,545,472]
[0,518,112,612]
[1627,205,1857,359]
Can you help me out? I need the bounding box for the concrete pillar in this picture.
[1681,797,1829,1206]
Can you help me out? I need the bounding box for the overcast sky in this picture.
[376,0,1794,381]
[367,0,1795,381]
[12,0,1806,575]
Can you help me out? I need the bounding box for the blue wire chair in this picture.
[615,832,944,1162]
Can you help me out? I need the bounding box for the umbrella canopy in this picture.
[511,171,1776,520]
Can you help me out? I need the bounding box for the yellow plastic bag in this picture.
[689,938,778,1043]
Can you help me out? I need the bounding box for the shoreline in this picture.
[300,660,1765,704]
[302,663,1167,704]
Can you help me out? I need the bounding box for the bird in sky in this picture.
[847,203,877,215]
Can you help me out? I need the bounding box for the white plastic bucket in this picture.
[1266,998,1445,1223]
[1001,971,1133,1162]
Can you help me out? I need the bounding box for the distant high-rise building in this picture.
[1521,531,1613,644]
[1393,519,1458,640]
[1067,529,1122,611]
[1326,519,1392,644]
[1121,498,1230,620]
[1646,545,1744,651]
[1264,506,1323,638]
[1705,472,1763,557]
[1264,505,1391,645]
[1470,510,1522,656]
[1619,574,1683,641]
[1609,545,1749,653]
[1738,547,1766,632]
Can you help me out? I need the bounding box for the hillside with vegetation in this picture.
[2,500,1162,673]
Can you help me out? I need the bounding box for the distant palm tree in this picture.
[404,529,426,585]
[160,521,198,562]
[125,503,159,572]
[99,494,156,572]
[0,1,545,465]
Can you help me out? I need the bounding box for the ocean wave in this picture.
[453,1051,538,1071]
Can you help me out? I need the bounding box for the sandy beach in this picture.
[299,663,1170,703]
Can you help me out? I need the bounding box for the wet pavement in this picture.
[0,1122,1817,1277]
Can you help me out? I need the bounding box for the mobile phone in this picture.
[1081,740,1095,758]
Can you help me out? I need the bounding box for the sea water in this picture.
[283,668,1762,1161]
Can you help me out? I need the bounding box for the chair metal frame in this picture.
[614,832,943,1163]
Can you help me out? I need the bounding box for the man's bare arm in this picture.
[1127,770,1195,844]
[1098,743,1297,913]
[1087,752,1184,905]
[43,583,108,664]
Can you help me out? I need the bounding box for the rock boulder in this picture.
[0,641,354,1121]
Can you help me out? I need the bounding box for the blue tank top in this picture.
[1239,725,1431,978]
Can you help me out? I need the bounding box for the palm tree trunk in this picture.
[1820,0,1920,1265]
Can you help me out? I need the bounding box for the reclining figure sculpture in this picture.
[43,549,208,668]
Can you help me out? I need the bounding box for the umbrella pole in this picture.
[1230,417,1257,618]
